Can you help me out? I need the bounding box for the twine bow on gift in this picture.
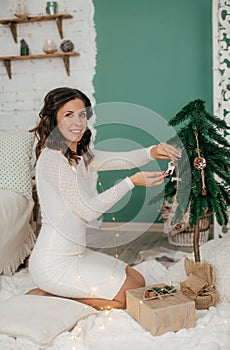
[180,257,218,310]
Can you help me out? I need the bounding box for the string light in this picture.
[72,174,122,307]
[70,327,82,348]
[97,175,120,265]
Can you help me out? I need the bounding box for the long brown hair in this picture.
[30,87,93,165]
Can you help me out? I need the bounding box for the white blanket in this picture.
[0,257,229,350]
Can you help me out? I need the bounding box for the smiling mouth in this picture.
[69,129,82,134]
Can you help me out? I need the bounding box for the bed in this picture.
[0,130,36,276]
[0,232,229,349]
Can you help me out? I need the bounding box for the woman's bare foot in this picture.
[26,288,53,297]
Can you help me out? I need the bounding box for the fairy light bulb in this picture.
[90,287,97,295]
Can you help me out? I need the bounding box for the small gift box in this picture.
[126,284,195,336]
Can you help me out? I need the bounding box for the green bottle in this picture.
[20,39,29,56]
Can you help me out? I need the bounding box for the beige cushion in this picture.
[0,295,97,345]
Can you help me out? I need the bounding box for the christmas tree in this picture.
[154,99,230,262]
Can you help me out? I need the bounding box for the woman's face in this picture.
[56,98,88,151]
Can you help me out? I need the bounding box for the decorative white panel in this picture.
[212,0,230,237]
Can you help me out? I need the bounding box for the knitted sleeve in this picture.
[36,149,134,223]
[88,146,154,172]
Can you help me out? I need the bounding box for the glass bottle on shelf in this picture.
[20,39,29,55]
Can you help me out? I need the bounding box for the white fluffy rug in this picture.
[0,234,230,349]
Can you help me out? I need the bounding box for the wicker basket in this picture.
[161,202,211,247]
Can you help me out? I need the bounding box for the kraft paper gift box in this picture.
[126,284,195,336]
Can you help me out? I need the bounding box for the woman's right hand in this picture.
[130,171,167,187]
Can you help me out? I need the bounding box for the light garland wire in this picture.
[74,177,120,306]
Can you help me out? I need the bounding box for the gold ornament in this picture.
[193,156,207,170]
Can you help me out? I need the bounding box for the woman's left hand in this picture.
[150,142,182,160]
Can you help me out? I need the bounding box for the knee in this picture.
[126,265,145,287]
[138,274,145,288]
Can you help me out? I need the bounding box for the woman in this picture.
[28,87,181,310]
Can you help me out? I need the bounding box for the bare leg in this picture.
[26,265,145,310]
[26,288,123,310]
[126,265,146,285]
[74,266,145,310]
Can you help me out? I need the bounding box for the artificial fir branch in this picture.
[207,127,230,147]
[168,99,229,226]
[219,183,230,205]
[206,112,230,129]
[150,99,230,238]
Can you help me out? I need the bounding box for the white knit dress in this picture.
[29,146,153,300]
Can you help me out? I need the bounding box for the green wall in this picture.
[93,0,213,222]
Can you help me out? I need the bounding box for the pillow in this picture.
[0,295,97,345]
[0,130,34,199]
[165,233,230,303]
[0,190,35,275]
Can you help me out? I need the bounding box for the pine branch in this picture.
[207,126,230,147]
[211,163,230,184]
[207,154,230,172]
[217,191,229,225]
[205,168,219,196]
[202,139,230,158]
[218,183,230,206]
[168,100,205,127]
[206,112,230,130]
[210,196,226,226]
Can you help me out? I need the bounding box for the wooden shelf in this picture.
[0,14,73,42]
[0,52,80,79]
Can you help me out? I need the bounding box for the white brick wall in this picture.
[0,0,96,130]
